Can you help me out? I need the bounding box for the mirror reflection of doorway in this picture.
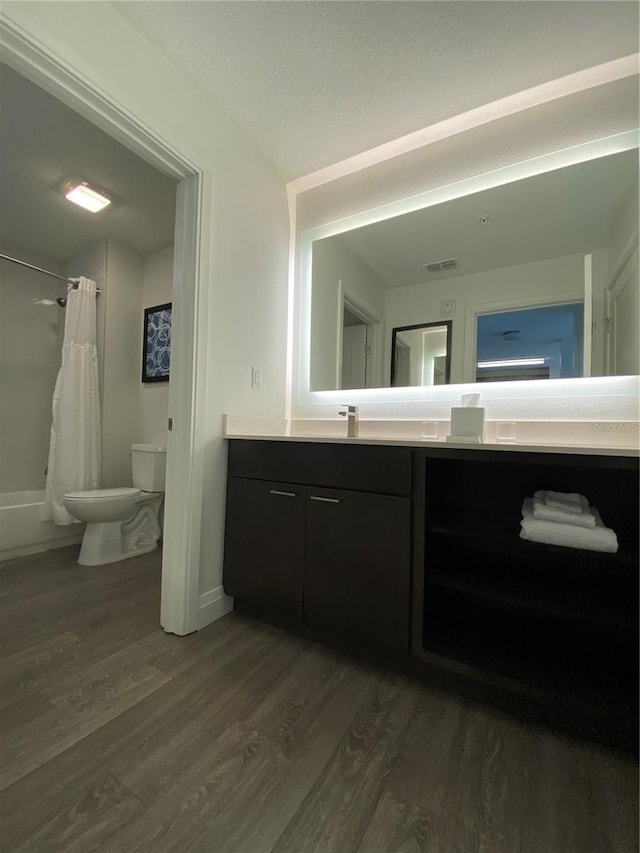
[341,307,368,389]
[606,246,639,376]
[393,337,411,387]
[475,302,584,382]
[338,292,382,390]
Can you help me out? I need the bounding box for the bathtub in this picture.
[0,490,84,561]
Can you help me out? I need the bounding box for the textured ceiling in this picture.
[2,2,638,268]
[114,0,640,180]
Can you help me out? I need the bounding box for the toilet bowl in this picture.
[63,444,166,566]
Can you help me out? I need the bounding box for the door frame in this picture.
[605,240,639,375]
[463,291,587,384]
[335,282,383,389]
[1,17,205,635]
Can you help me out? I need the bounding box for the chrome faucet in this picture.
[339,404,359,437]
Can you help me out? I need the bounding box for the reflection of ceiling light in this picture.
[62,180,111,213]
[477,357,546,369]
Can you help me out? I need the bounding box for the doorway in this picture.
[475,302,585,382]
[606,245,639,375]
[338,288,382,390]
[1,34,203,636]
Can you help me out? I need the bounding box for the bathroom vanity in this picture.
[222,435,639,753]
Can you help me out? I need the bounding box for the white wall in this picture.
[0,244,65,493]
[200,154,289,598]
[102,241,144,487]
[607,173,640,275]
[590,248,609,376]
[140,246,174,444]
[385,252,585,385]
[589,177,639,377]
[310,236,385,390]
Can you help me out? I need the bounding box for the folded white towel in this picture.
[520,498,618,553]
[532,497,596,529]
[541,490,590,515]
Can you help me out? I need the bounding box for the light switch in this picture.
[440,299,456,317]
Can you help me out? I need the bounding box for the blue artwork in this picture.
[142,303,172,382]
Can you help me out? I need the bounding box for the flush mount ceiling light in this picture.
[62,179,112,213]
[477,357,546,369]
[502,329,525,341]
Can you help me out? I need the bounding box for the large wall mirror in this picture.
[306,139,639,394]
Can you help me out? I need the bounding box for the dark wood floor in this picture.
[0,545,637,853]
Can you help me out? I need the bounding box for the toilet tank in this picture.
[131,444,167,491]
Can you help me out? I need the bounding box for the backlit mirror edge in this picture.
[296,130,640,417]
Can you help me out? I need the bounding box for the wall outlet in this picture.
[251,366,262,390]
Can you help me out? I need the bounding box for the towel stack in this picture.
[519,490,618,553]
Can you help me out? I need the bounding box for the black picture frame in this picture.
[390,320,452,387]
[142,302,172,383]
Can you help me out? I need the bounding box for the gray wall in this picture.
[0,245,66,493]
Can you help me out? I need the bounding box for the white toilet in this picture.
[64,444,167,566]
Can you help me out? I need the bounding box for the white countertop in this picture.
[222,415,640,458]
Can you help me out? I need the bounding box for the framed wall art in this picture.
[142,302,172,383]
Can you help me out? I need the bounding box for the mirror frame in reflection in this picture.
[390,321,452,387]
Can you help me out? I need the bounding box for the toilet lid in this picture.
[64,487,142,500]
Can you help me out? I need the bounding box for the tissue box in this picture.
[449,406,485,440]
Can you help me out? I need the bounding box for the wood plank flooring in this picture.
[1,544,637,853]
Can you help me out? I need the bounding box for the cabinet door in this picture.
[223,477,305,621]
[303,487,411,653]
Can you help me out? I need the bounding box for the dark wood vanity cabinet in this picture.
[223,477,305,621]
[303,486,410,653]
[223,438,639,752]
[223,440,412,653]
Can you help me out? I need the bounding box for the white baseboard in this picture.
[197,585,234,630]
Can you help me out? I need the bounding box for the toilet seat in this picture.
[65,487,142,501]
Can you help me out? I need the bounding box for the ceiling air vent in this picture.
[422,257,458,273]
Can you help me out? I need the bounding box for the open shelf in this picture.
[427,508,638,568]
[414,449,639,753]
[421,586,638,716]
[425,531,638,636]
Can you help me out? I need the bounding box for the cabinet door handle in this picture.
[269,489,298,498]
[309,495,342,504]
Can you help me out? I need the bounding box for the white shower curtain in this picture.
[42,277,101,525]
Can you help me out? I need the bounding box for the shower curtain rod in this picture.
[0,253,102,293]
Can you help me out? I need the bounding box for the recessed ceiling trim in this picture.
[288,54,639,194]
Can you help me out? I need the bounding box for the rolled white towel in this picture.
[520,498,618,553]
[540,489,590,515]
[532,496,596,529]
